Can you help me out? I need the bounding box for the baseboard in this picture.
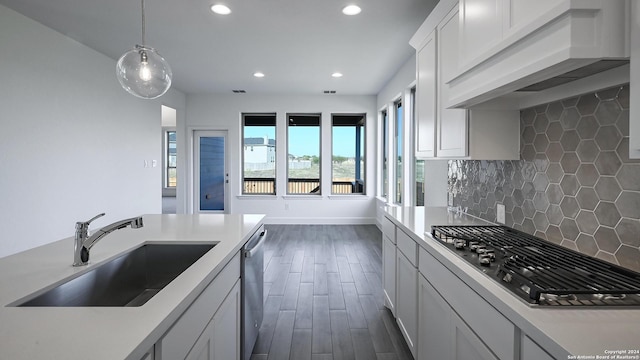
[264,217,377,225]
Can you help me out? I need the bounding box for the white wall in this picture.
[184,93,377,223]
[0,5,186,258]
[376,56,416,110]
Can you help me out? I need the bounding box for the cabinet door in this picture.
[521,335,555,360]
[383,236,397,314]
[186,280,241,360]
[416,30,437,158]
[459,0,503,68]
[437,5,468,157]
[451,312,499,360]
[418,274,452,360]
[396,251,418,357]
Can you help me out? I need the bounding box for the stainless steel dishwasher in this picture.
[241,226,266,360]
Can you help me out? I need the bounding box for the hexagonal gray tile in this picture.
[576,233,598,256]
[595,125,622,151]
[560,152,580,174]
[560,196,580,218]
[576,115,599,140]
[594,201,621,227]
[534,114,549,133]
[594,227,621,253]
[616,164,640,191]
[616,109,629,137]
[616,191,640,218]
[616,137,640,164]
[522,108,536,125]
[546,225,563,244]
[576,210,598,235]
[522,218,536,235]
[546,122,564,142]
[522,144,536,162]
[545,142,563,163]
[546,183,563,204]
[576,187,598,211]
[512,206,525,225]
[576,140,599,163]
[615,218,640,247]
[522,125,536,144]
[533,173,549,192]
[617,85,630,109]
[560,174,579,196]
[594,177,621,202]
[533,134,549,153]
[560,107,580,129]
[576,164,599,187]
[533,211,550,232]
[533,192,550,212]
[560,130,580,151]
[546,204,563,226]
[594,100,622,126]
[560,218,580,241]
[523,199,536,218]
[546,163,564,183]
[594,151,622,176]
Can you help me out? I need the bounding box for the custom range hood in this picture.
[445,0,630,109]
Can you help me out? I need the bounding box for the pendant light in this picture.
[116,0,172,99]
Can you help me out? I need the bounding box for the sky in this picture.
[245,126,364,157]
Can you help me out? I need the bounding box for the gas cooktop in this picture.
[431,225,640,307]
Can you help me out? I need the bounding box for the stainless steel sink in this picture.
[14,243,215,307]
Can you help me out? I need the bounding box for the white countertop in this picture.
[385,206,640,359]
[0,214,265,360]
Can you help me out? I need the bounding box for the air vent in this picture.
[232,90,246,93]
[323,90,336,94]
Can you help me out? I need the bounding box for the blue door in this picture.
[195,131,227,212]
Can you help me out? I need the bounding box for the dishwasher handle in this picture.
[245,229,267,258]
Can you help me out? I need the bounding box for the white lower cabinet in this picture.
[418,274,451,359]
[418,273,497,360]
[383,235,397,315]
[157,252,241,360]
[186,280,241,360]
[521,335,555,360]
[396,250,418,358]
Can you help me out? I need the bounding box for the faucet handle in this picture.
[77,213,106,227]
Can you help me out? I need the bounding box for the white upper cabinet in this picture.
[415,31,437,158]
[411,0,520,160]
[437,5,469,158]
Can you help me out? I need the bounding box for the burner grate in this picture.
[431,225,640,306]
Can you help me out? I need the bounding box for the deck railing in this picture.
[243,178,362,195]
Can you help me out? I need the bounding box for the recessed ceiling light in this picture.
[342,5,361,15]
[332,72,343,78]
[211,4,231,15]
[253,72,265,78]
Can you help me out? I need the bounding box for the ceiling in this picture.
[0,0,438,95]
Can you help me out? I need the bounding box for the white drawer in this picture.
[397,228,417,267]
[158,252,240,360]
[382,216,396,244]
[419,247,515,360]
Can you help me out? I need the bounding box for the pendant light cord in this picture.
[141,0,146,46]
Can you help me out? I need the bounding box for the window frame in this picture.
[394,100,403,205]
[241,113,277,195]
[331,113,366,195]
[165,130,177,189]
[286,113,322,195]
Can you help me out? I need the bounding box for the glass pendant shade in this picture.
[116,45,172,99]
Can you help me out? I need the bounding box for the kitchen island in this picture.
[0,213,265,360]
[384,206,640,360]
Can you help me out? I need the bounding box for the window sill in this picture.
[281,195,323,200]
[327,195,370,200]
[236,195,278,199]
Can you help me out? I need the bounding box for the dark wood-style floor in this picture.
[251,224,412,360]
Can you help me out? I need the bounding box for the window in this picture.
[395,101,403,204]
[411,88,424,205]
[242,113,276,194]
[287,114,321,194]
[332,114,365,194]
[382,110,389,198]
[166,131,177,188]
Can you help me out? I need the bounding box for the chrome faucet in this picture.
[73,213,144,266]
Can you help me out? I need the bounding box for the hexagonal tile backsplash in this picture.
[448,84,640,272]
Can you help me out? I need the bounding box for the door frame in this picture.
[189,128,230,214]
